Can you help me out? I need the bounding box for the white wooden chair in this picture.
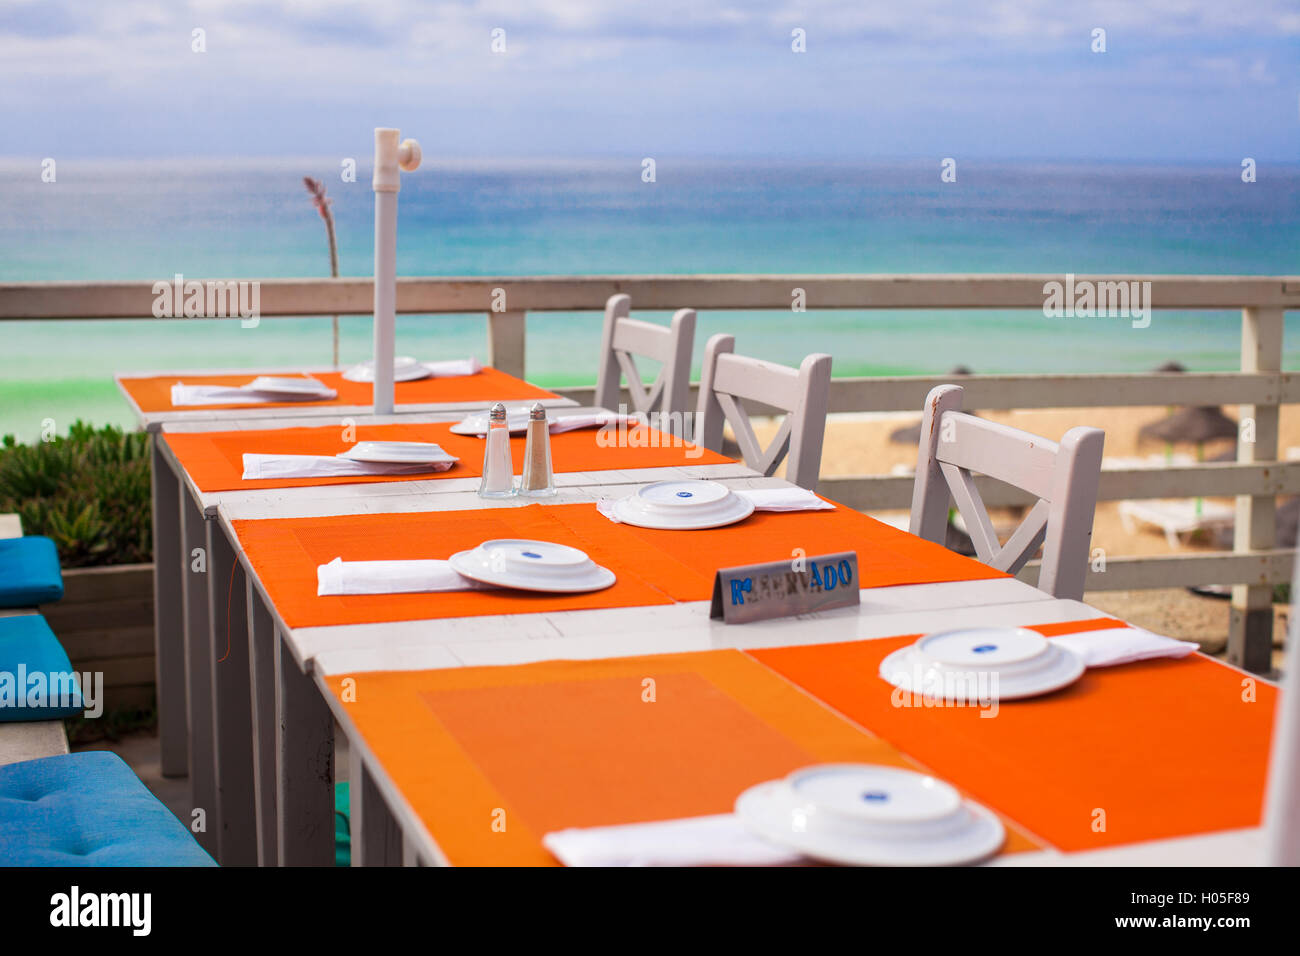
[909,385,1105,600]
[594,294,696,436]
[694,334,832,490]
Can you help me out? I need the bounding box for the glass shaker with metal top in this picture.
[478,402,517,498]
[519,402,556,497]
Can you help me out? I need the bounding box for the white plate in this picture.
[245,376,336,396]
[448,539,616,593]
[341,357,433,383]
[611,480,755,530]
[879,626,1086,702]
[336,441,459,465]
[736,764,1005,866]
[449,411,531,436]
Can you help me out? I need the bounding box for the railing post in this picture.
[1230,306,1283,673]
[487,310,526,380]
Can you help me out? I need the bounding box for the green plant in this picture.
[0,421,151,567]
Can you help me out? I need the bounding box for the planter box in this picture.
[40,563,155,714]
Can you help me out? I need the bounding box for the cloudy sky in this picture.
[2,0,1297,162]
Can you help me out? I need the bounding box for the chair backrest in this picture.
[594,294,696,435]
[694,333,832,490]
[909,384,1105,600]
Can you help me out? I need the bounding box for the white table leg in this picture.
[150,436,187,778]
[349,748,402,866]
[180,491,216,856]
[402,835,423,867]
[275,631,335,866]
[246,577,278,866]
[206,519,257,865]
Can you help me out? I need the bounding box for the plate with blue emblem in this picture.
[611,480,755,530]
[448,539,615,592]
[879,626,1085,701]
[735,764,1005,866]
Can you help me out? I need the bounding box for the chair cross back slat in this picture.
[695,333,832,490]
[594,295,695,435]
[910,384,1105,599]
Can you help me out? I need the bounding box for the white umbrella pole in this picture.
[371,127,421,415]
[1265,534,1300,864]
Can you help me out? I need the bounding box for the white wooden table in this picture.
[143,414,1273,869]
[203,474,1100,867]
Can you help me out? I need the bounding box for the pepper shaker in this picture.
[478,402,517,498]
[519,402,556,497]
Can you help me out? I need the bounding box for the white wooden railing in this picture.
[3,273,1297,671]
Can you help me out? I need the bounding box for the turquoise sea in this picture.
[1,158,1297,442]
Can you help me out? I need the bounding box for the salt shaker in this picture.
[478,402,516,498]
[519,402,556,496]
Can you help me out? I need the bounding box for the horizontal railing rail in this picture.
[3,273,1296,671]
[3,274,1300,318]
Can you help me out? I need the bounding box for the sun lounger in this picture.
[1118,498,1235,549]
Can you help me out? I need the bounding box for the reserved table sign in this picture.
[710,551,860,624]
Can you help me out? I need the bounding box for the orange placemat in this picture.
[234,501,1006,627]
[323,651,1041,865]
[119,367,555,413]
[750,620,1278,852]
[548,498,1008,600]
[166,420,731,492]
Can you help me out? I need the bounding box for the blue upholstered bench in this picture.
[0,751,215,866]
[0,614,84,722]
[0,536,64,607]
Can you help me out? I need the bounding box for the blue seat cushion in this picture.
[0,537,64,607]
[0,614,83,721]
[0,751,215,866]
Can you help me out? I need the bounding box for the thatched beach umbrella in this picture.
[1139,405,1239,518]
[1138,405,1239,447]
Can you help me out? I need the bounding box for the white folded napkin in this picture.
[543,814,801,867]
[317,557,495,596]
[241,453,451,480]
[171,383,337,406]
[735,487,835,512]
[424,357,482,377]
[455,410,629,438]
[1052,626,1198,667]
[595,487,832,523]
[549,411,633,434]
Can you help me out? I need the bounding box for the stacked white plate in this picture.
[879,626,1086,702]
[341,357,432,383]
[611,480,754,530]
[448,539,615,593]
[336,441,458,466]
[736,764,1005,866]
[245,376,336,397]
